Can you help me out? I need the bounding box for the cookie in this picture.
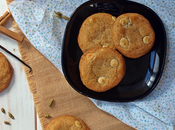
[78,13,116,53]
[112,13,155,58]
[46,115,90,130]
[0,52,13,93]
[79,47,126,92]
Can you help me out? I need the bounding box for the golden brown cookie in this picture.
[46,115,90,130]
[112,13,155,58]
[78,13,116,53]
[0,52,13,93]
[79,47,126,92]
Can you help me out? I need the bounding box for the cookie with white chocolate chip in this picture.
[112,13,155,58]
[78,13,116,53]
[0,52,13,93]
[46,115,90,130]
[79,47,126,92]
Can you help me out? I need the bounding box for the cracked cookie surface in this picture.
[46,115,90,130]
[78,13,116,53]
[112,13,155,58]
[79,47,126,92]
[0,52,13,93]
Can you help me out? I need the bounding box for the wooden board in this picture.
[0,0,37,129]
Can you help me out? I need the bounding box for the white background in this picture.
[0,0,42,129]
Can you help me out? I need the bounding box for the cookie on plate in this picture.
[79,47,126,92]
[78,13,116,53]
[0,52,13,93]
[112,13,155,58]
[46,115,90,130]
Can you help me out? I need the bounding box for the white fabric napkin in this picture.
[9,0,175,129]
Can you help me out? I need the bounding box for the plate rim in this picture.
[61,0,167,102]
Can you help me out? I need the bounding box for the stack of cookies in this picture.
[78,12,155,92]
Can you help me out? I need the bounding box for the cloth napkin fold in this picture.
[9,0,175,129]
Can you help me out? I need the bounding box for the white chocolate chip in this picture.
[102,43,109,48]
[120,18,128,26]
[120,37,129,47]
[143,36,151,44]
[75,120,82,128]
[110,59,119,67]
[87,53,96,61]
[112,16,115,21]
[98,77,106,84]
[120,17,130,27]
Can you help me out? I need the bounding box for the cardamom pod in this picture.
[62,15,69,20]
[54,11,62,19]
[4,121,10,125]
[54,11,62,15]
[1,108,5,114]
[8,112,14,119]
[48,99,54,107]
[56,14,62,19]
[45,114,51,118]
[54,11,69,20]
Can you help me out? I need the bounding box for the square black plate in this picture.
[61,0,167,102]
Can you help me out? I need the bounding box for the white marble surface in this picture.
[0,0,42,129]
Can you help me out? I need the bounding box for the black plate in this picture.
[61,0,167,102]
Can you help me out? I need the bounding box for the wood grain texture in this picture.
[0,0,35,129]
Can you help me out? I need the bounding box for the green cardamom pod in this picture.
[62,15,69,20]
[48,99,54,107]
[8,112,14,119]
[54,11,69,20]
[56,14,62,19]
[45,114,51,118]
[4,121,10,125]
[54,11,62,19]
[54,11,62,15]
[1,108,5,114]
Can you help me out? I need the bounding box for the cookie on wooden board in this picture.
[46,115,90,130]
[112,13,155,58]
[0,52,13,93]
[79,47,126,92]
[78,13,116,53]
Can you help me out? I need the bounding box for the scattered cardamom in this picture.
[54,11,62,16]
[8,112,14,119]
[4,121,10,125]
[48,99,54,107]
[54,11,69,20]
[55,11,62,19]
[56,14,62,19]
[62,15,69,20]
[45,114,51,118]
[1,108,5,114]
